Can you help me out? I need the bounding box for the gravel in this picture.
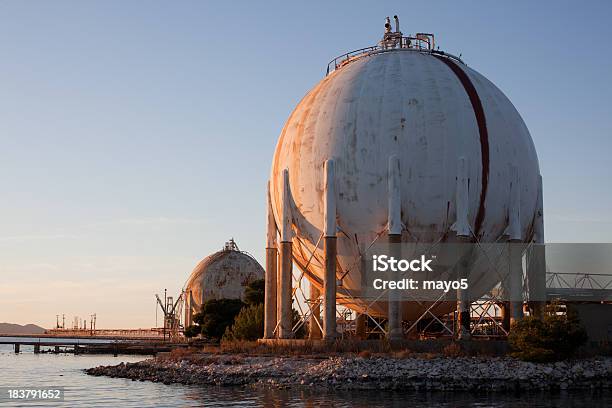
[86,355,612,391]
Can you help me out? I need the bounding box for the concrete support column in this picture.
[456,266,471,339]
[309,284,322,339]
[278,242,293,338]
[14,344,20,353]
[323,159,338,341]
[355,314,367,339]
[527,175,546,319]
[453,157,472,339]
[387,155,403,341]
[323,237,337,340]
[278,169,294,339]
[264,248,278,338]
[184,291,193,328]
[387,234,402,340]
[509,240,525,326]
[456,246,472,339]
[507,166,524,326]
[276,251,282,328]
[264,182,278,339]
[500,302,511,332]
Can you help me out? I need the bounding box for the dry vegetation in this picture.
[161,338,503,362]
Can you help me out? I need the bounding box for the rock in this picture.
[85,355,612,392]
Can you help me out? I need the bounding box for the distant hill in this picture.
[0,323,46,335]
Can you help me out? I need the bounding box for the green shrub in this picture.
[223,303,264,341]
[183,325,200,338]
[193,298,245,340]
[244,279,265,306]
[508,304,587,362]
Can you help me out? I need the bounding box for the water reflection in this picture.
[1,345,610,407]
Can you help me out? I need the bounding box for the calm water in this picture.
[1,344,610,407]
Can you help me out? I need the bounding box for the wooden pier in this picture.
[0,334,187,355]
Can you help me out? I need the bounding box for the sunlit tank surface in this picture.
[184,239,264,326]
[270,45,540,319]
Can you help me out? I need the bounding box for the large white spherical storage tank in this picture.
[270,36,541,320]
[183,239,264,326]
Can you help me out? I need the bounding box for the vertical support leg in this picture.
[264,247,278,338]
[387,155,403,341]
[323,237,337,340]
[323,159,338,340]
[452,157,471,339]
[456,249,472,339]
[454,244,472,339]
[278,169,293,339]
[527,244,546,318]
[509,240,524,326]
[14,344,20,353]
[309,284,322,339]
[355,314,367,339]
[276,250,282,330]
[527,175,546,319]
[184,291,192,328]
[279,242,293,338]
[507,166,524,327]
[264,182,278,339]
[500,302,511,332]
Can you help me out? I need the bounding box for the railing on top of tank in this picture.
[325,37,464,76]
[325,46,379,76]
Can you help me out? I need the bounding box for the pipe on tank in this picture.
[452,157,471,237]
[387,155,402,236]
[505,166,522,241]
[323,159,338,340]
[278,169,294,338]
[264,181,278,339]
[387,155,403,340]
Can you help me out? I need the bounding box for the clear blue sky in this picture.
[1,1,610,328]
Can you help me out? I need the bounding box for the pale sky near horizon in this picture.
[1,1,611,328]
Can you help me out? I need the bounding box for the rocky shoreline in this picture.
[86,354,612,391]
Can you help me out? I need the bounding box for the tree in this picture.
[223,304,306,341]
[244,279,265,306]
[183,325,200,338]
[292,308,307,339]
[508,303,587,362]
[223,303,264,341]
[193,298,245,340]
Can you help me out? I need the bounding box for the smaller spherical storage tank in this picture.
[183,239,264,327]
